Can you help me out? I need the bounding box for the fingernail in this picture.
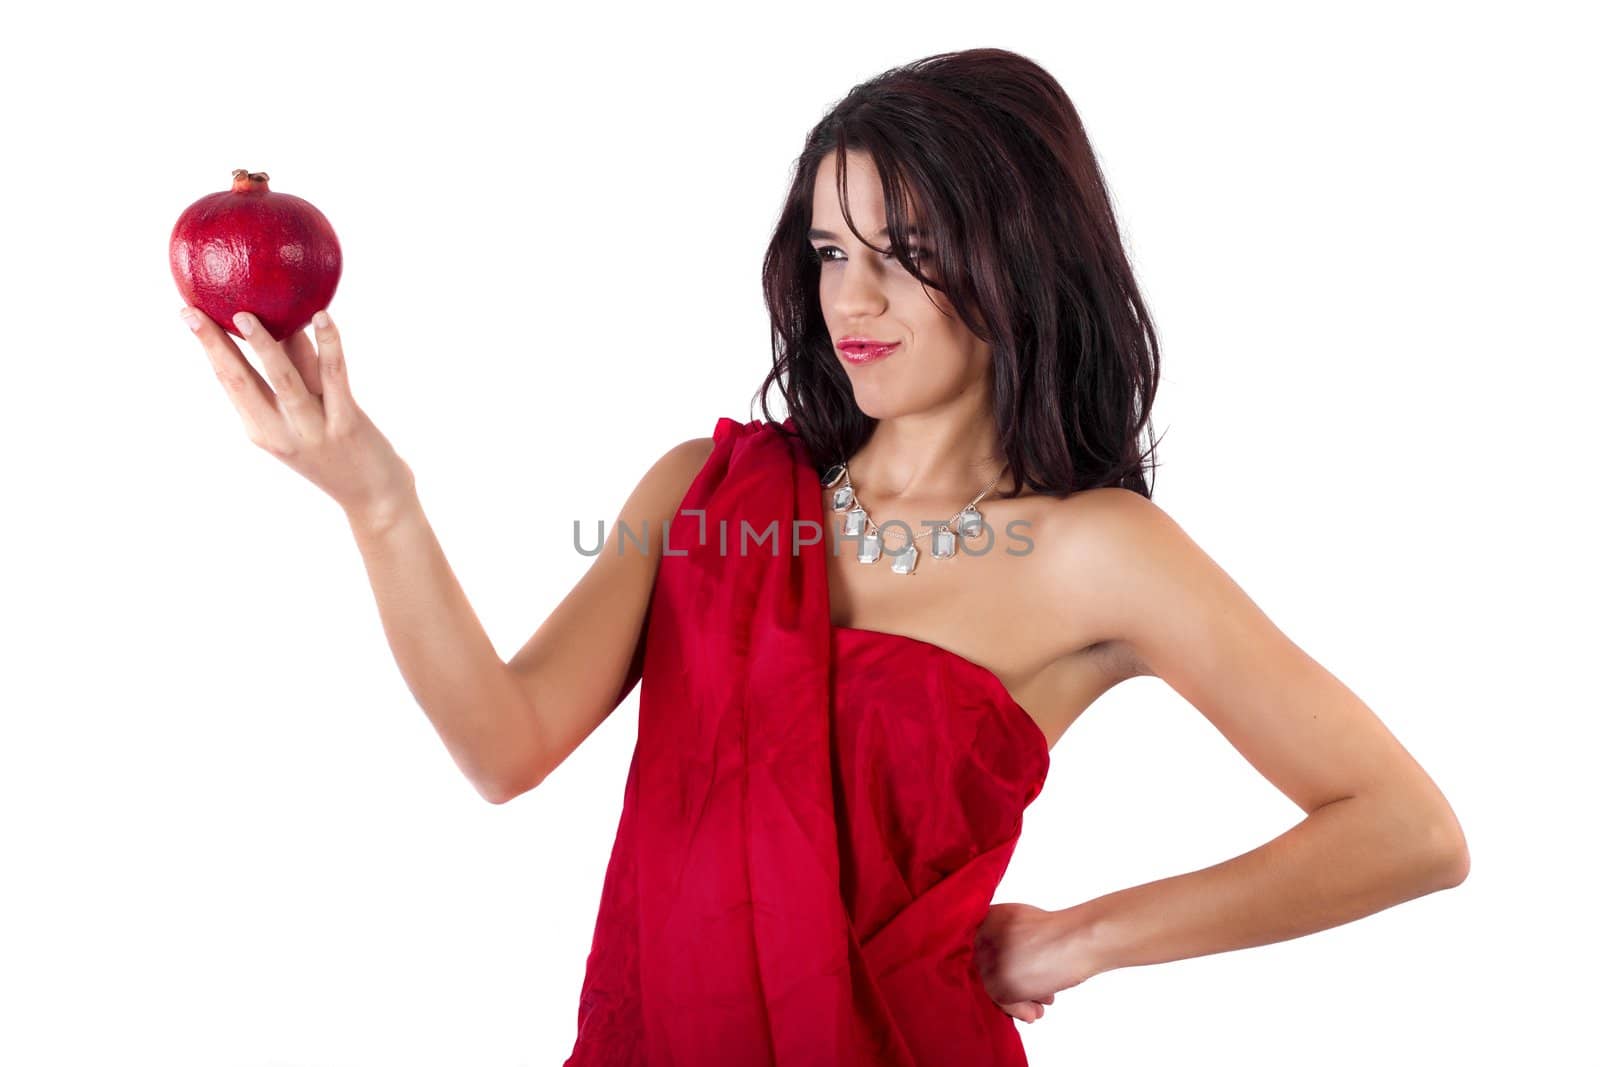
[179,308,201,331]
[233,312,255,338]
[313,310,331,329]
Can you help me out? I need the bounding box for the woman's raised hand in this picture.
[183,307,417,529]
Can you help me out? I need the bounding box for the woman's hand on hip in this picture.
[975,901,1093,1024]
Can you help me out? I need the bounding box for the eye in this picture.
[807,245,927,265]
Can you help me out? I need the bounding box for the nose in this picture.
[829,255,889,321]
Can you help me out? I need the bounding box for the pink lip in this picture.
[838,341,901,364]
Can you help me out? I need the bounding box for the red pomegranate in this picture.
[170,169,342,342]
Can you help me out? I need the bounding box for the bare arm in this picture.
[346,436,715,804]
[497,436,718,800]
[344,493,536,803]
[1037,489,1470,984]
[184,304,716,804]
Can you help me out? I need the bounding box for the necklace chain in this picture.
[841,463,1006,545]
[820,457,1009,576]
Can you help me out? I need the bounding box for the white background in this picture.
[3,1,1594,1063]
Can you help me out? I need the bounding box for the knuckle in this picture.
[217,370,253,396]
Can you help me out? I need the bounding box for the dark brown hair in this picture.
[755,47,1163,499]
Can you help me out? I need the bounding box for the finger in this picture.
[184,306,293,454]
[310,310,356,434]
[283,327,324,397]
[232,311,323,439]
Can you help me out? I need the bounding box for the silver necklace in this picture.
[821,459,1008,575]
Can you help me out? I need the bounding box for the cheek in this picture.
[919,282,957,319]
[816,272,844,306]
[894,285,952,335]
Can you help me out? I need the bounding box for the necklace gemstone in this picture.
[957,506,984,539]
[822,456,1005,576]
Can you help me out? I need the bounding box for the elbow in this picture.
[1423,818,1471,889]
[480,768,539,805]
[482,686,553,804]
[480,753,550,805]
[475,771,514,805]
[1438,838,1471,888]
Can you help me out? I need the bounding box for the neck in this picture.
[848,406,1011,504]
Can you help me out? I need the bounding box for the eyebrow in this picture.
[806,224,925,241]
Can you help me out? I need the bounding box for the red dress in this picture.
[563,416,1051,1066]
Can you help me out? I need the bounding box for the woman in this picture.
[182,47,1469,1066]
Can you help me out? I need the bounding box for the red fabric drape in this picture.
[564,416,1050,1066]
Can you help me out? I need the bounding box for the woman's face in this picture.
[808,150,993,418]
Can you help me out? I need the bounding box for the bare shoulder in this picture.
[1044,485,1173,542]
[656,435,718,477]
[1032,486,1202,680]
[632,435,717,511]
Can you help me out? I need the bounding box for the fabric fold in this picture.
[564,416,1045,1066]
